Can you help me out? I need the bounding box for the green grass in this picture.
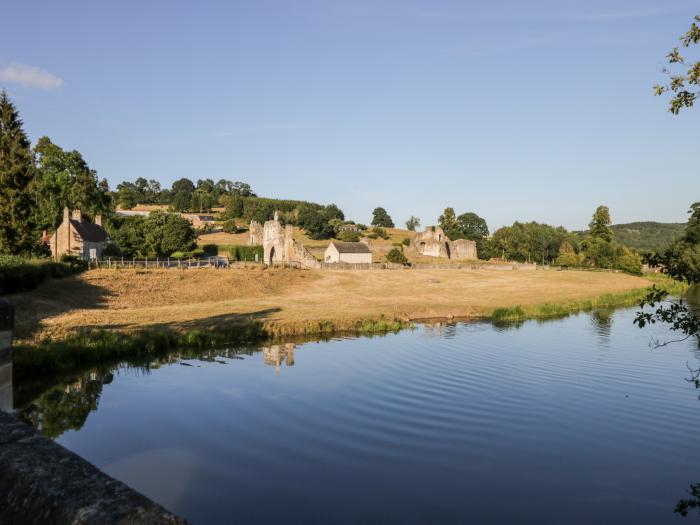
[13,316,411,379]
[489,274,688,323]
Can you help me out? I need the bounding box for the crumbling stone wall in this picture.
[409,226,477,260]
[254,212,320,268]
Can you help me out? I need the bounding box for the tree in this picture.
[654,15,700,113]
[143,211,196,256]
[371,207,394,228]
[222,192,245,218]
[438,207,458,233]
[115,182,140,210]
[386,247,408,265]
[650,203,700,283]
[105,215,147,257]
[0,91,38,255]
[589,205,613,242]
[405,216,420,231]
[456,212,489,240]
[171,178,195,194]
[297,204,336,240]
[33,137,112,231]
[171,190,192,212]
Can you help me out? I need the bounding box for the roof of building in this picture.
[330,241,372,254]
[70,220,109,243]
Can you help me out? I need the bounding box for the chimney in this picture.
[63,207,70,224]
[94,214,102,226]
[72,209,82,222]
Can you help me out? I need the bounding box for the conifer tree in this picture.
[0,90,37,255]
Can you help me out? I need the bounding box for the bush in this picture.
[356,224,368,231]
[222,219,239,233]
[615,246,643,275]
[170,251,186,259]
[0,256,84,295]
[371,227,389,240]
[190,248,205,258]
[386,248,408,265]
[402,238,411,246]
[201,244,218,256]
[219,245,264,261]
[338,230,361,242]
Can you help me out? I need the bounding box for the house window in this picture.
[89,248,97,260]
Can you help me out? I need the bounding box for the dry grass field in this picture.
[10,267,653,344]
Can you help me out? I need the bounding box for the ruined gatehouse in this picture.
[249,212,321,268]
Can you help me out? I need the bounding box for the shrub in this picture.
[0,256,84,295]
[170,251,186,259]
[201,244,218,256]
[190,248,205,258]
[222,219,239,233]
[371,227,389,240]
[338,230,360,242]
[386,248,408,265]
[402,238,411,246]
[356,224,368,231]
[219,245,264,261]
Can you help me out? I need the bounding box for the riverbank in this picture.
[8,267,684,377]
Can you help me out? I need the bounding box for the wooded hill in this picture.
[611,222,685,252]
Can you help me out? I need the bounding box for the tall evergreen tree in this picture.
[588,205,613,242]
[0,91,37,255]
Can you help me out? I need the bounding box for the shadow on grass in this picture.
[8,274,114,340]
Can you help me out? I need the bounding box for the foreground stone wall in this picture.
[0,299,12,412]
[0,411,188,524]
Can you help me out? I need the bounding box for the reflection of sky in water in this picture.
[18,306,700,525]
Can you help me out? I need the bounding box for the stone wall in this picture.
[408,226,478,260]
[0,299,12,413]
[0,411,188,524]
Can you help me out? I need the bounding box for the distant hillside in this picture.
[611,222,685,252]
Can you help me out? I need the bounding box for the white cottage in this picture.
[324,241,372,264]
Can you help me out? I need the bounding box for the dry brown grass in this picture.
[10,267,652,344]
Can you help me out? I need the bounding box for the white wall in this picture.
[338,252,372,264]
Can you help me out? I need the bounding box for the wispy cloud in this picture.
[0,62,63,90]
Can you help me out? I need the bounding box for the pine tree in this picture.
[0,91,37,255]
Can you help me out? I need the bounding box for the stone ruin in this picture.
[249,211,320,268]
[409,225,477,260]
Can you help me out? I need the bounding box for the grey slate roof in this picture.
[70,220,109,243]
[331,241,371,254]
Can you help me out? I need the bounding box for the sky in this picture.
[1,0,698,231]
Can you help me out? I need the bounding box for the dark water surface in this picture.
[17,308,700,524]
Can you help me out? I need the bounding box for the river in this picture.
[15,305,700,524]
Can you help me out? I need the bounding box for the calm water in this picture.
[16,307,700,524]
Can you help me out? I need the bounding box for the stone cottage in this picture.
[409,225,477,260]
[180,213,216,230]
[324,241,372,264]
[49,208,110,260]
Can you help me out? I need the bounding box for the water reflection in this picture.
[263,343,296,372]
[11,308,700,524]
[21,369,113,439]
[590,308,614,348]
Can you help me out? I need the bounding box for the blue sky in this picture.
[1,1,698,231]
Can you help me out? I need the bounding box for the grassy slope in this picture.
[11,267,660,344]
